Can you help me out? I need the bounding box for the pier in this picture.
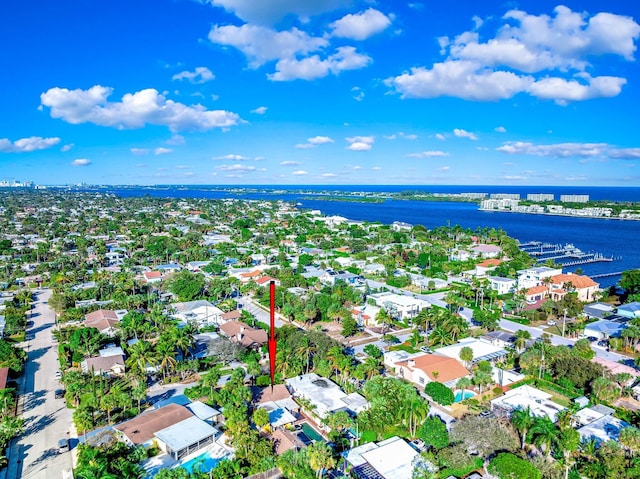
[591,271,624,279]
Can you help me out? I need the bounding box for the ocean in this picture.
[81,185,640,287]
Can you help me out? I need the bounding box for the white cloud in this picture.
[167,134,185,145]
[172,66,215,84]
[175,165,190,169]
[0,136,60,153]
[385,6,639,103]
[269,46,371,81]
[495,126,507,133]
[61,143,74,152]
[280,160,300,166]
[71,158,91,166]
[214,164,256,172]
[329,8,392,40]
[292,170,308,175]
[435,133,446,141]
[296,143,316,149]
[308,136,334,145]
[497,141,607,157]
[346,135,375,151]
[402,133,418,140]
[251,106,268,114]
[352,165,362,170]
[437,166,450,171]
[384,134,397,140]
[608,148,640,159]
[213,154,251,160]
[320,173,337,178]
[352,86,364,101]
[407,150,449,158]
[209,24,327,68]
[154,147,173,155]
[371,166,381,170]
[453,128,478,140]
[41,85,241,132]
[205,0,351,25]
[131,148,149,155]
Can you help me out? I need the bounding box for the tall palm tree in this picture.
[511,406,534,450]
[125,340,157,378]
[308,441,335,479]
[514,329,531,353]
[530,416,560,457]
[155,341,178,381]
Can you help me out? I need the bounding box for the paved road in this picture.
[235,296,289,328]
[4,289,74,479]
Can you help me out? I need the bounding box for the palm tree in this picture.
[511,406,534,450]
[307,441,335,478]
[156,341,178,381]
[456,377,472,399]
[125,340,157,378]
[530,416,560,457]
[514,329,531,353]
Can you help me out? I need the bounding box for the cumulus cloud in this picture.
[0,136,60,153]
[329,8,392,40]
[346,135,374,151]
[214,164,256,172]
[435,133,446,141]
[453,128,478,140]
[71,158,91,166]
[352,86,365,101]
[40,85,241,132]
[251,106,268,114]
[297,136,334,148]
[172,66,215,84]
[213,154,251,160]
[292,170,308,175]
[407,150,449,158]
[209,24,328,68]
[385,6,639,103]
[495,126,507,133]
[320,172,337,178]
[280,160,300,166]
[497,141,607,157]
[167,134,185,145]
[61,143,74,152]
[205,0,351,25]
[131,148,149,155]
[269,46,371,81]
[154,147,173,155]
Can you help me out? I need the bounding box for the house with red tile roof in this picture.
[548,273,600,302]
[219,321,268,349]
[393,353,470,388]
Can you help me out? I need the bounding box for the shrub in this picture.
[488,453,541,479]
[424,382,454,405]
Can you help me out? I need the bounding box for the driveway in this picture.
[3,289,75,479]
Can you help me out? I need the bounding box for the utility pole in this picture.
[562,308,567,337]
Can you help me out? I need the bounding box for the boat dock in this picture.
[519,241,615,267]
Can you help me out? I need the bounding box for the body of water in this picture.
[81,185,640,287]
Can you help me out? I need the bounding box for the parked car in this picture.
[597,340,608,347]
[547,320,556,326]
[587,336,598,342]
[58,438,69,453]
[55,389,65,399]
[420,346,432,353]
[54,371,62,380]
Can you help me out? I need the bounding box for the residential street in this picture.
[3,289,74,479]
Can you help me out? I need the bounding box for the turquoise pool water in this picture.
[180,451,224,474]
[301,422,323,442]
[454,390,475,403]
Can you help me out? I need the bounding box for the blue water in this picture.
[78,185,640,287]
[179,451,224,475]
[454,390,476,403]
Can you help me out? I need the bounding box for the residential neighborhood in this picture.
[1,190,640,479]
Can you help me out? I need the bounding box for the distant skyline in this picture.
[2,0,640,186]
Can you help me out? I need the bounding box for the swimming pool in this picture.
[179,450,224,474]
[301,422,323,442]
[453,390,476,403]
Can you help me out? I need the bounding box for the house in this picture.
[81,355,126,376]
[482,331,516,349]
[114,404,194,447]
[524,284,549,304]
[84,309,125,337]
[393,353,470,388]
[218,321,268,349]
[155,263,182,274]
[143,271,163,283]
[583,302,615,319]
[436,337,508,366]
[155,415,220,460]
[270,429,307,455]
[578,407,628,445]
[219,310,242,323]
[491,385,565,422]
[475,259,502,277]
[255,276,280,287]
[583,320,627,340]
[592,357,640,385]
[185,401,221,424]
[487,276,516,295]
[469,244,502,258]
[548,273,599,302]
[368,292,429,321]
[170,300,223,327]
[617,302,640,320]
[285,373,369,419]
[352,303,381,327]
[186,261,211,272]
[517,266,562,290]
[344,436,433,479]
[252,385,300,428]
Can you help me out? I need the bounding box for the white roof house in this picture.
[170,300,223,327]
[584,319,627,339]
[154,416,219,461]
[578,414,629,445]
[517,266,562,290]
[488,276,517,295]
[344,436,431,479]
[436,337,508,365]
[368,292,429,320]
[491,385,565,422]
[285,373,369,418]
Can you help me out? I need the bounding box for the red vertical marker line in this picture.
[268,280,277,389]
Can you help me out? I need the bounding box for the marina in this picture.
[519,242,616,268]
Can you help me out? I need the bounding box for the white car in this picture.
[547,320,556,326]
[54,371,62,380]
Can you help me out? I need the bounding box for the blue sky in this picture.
[1,0,640,186]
